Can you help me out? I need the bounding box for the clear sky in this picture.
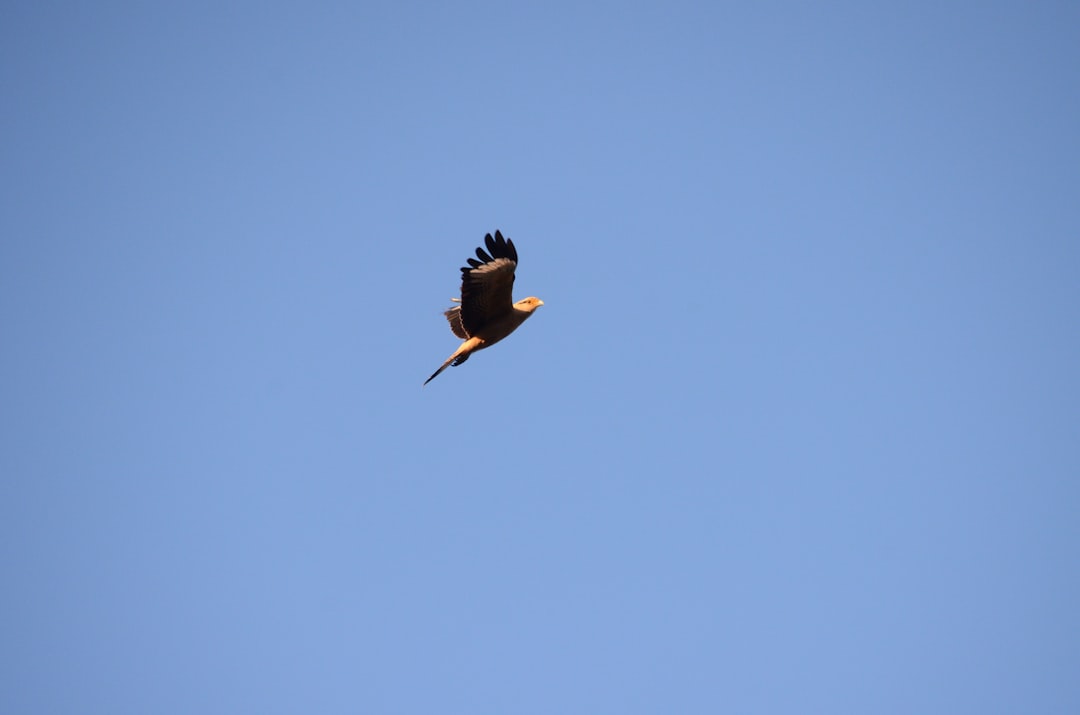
[2,2,1078,713]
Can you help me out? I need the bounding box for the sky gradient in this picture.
[2,2,1079,713]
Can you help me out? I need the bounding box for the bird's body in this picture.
[424,231,543,385]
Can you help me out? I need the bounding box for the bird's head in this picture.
[514,297,544,313]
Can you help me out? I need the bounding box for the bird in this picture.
[424,230,543,385]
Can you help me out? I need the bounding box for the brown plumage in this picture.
[424,230,544,385]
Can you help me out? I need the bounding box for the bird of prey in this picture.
[424,230,543,385]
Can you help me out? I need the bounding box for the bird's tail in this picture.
[423,339,479,386]
[423,357,455,386]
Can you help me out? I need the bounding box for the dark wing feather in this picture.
[485,230,518,263]
[458,231,518,335]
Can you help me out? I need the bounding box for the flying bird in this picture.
[424,230,543,385]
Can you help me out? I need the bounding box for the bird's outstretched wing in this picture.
[452,230,517,337]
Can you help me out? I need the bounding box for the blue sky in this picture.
[2,2,1078,713]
